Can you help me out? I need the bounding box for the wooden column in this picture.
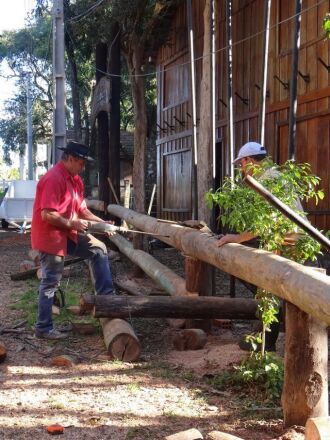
[185,256,213,332]
[282,302,328,427]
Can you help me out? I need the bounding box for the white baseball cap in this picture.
[233,141,267,164]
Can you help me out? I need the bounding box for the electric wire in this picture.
[68,0,106,23]
[71,0,327,80]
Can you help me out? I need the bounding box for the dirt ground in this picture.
[0,229,305,440]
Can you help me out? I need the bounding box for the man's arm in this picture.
[41,209,88,233]
[217,231,255,247]
[79,208,114,224]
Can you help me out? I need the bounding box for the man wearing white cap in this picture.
[217,141,268,247]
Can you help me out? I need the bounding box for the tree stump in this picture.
[100,318,141,362]
[305,416,330,440]
[282,302,328,427]
[172,329,207,351]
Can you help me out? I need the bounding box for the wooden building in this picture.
[156,0,330,230]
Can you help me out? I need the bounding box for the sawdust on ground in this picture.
[0,229,298,440]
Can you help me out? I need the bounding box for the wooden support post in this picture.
[305,416,330,440]
[81,294,257,320]
[185,255,212,333]
[282,302,328,427]
[100,318,141,362]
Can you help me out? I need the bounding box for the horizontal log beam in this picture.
[107,205,330,326]
[81,294,258,319]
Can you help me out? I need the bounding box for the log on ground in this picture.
[83,295,258,320]
[11,257,84,281]
[100,318,141,362]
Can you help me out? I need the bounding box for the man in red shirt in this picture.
[32,141,115,339]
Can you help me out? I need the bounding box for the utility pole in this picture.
[52,0,66,163]
[26,75,33,180]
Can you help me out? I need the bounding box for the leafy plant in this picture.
[209,352,284,403]
[205,159,324,394]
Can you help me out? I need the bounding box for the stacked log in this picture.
[80,294,258,320]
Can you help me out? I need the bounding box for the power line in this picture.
[68,0,106,23]
[82,0,327,80]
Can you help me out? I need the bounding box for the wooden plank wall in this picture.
[157,0,330,229]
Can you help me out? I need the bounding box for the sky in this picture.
[0,0,36,170]
[0,0,36,112]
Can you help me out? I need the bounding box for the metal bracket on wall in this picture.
[218,98,227,107]
[234,92,249,106]
[254,83,270,98]
[274,75,289,90]
[317,57,330,72]
[298,70,310,83]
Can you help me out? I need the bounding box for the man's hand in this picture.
[70,219,89,233]
[217,231,256,247]
[217,234,240,247]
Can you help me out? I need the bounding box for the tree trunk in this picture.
[108,23,121,210]
[106,205,330,326]
[100,318,140,362]
[64,1,82,141]
[124,40,147,253]
[282,302,328,427]
[197,0,212,225]
[96,42,110,209]
[81,294,257,320]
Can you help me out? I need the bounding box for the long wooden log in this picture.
[109,233,190,296]
[100,318,141,362]
[107,205,330,326]
[81,294,257,319]
[10,257,84,281]
[85,199,105,212]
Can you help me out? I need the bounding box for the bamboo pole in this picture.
[107,205,330,326]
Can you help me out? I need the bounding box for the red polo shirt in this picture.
[31,161,87,256]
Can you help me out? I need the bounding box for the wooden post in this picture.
[185,256,212,332]
[282,302,328,427]
[305,416,330,440]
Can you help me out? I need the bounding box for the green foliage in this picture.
[209,352,284,403]
[205,159,323,392]
[323,13,330,38]
[205,159,323,263]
